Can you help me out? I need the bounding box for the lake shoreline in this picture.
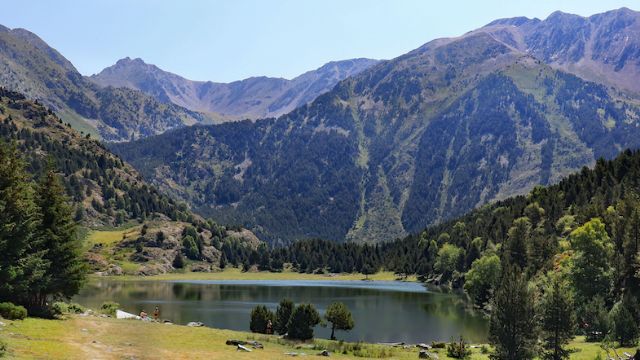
[91,267,420,283]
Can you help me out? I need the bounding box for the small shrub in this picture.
[100,301,119,316]
[0,302,27,320]
[52,302,85,315]
[480,345,489,354]
[67,303,85,314]
[446,336,471,358]
[431,341,446,349]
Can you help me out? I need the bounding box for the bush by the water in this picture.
[0,302,27,320]
[250,305,275,334]
[52,302,86,315]
[100,301,120,317]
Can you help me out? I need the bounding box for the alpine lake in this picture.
[74,278,488,344]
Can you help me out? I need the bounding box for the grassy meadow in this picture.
[0,315,636,359]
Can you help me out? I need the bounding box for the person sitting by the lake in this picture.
[153,306,160,321]
[266,319,273,335]
[140,310,148,319]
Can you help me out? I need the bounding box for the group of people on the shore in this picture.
[139,306,160,321]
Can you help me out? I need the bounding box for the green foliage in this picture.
[100,301,119,317]
[274,299,294,335]
[182,235,200,260]
[287,304,321,340]
[434,243,463,278]
[609,297,639,347]
[504,217,531,270]
[569,218,613,304]
[51,302,85,315]
[580,296,609,342]
[36,166,87,305]
[539,277,575,360]
[0,142,47,308]
[0,88,197,227]
[446,336,472,359]
[489,267,538,360]
[0,302,27,320]
[249,305,274,334]
[464,254,501,306]
[324,302,354,340]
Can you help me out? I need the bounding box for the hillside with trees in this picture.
[0,87,262,277]
[113,11,640,245]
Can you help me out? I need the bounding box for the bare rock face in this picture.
[190,263,212,272]
[225,229,261,249]
[200,246,221,263]
[84,252,109,271]
[105,264,123,276]
[137,263,171,276]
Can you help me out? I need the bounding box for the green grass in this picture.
[57,108,101,140]
[99,267,418,282]
[1,316,637,359]
[84,226,142,274]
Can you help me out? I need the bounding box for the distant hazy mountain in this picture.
[90,57,379,121]
[484,7,640,94]
[0,25,206,141]
[113,7,640,244]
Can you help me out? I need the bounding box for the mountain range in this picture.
[112,7,640,245]
[2,8,640,245]
[89,57,379,121]
[0,25,377,140]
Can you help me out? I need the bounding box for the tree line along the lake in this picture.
[249,299,354,342]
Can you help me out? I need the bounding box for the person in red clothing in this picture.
[153,306,160,321]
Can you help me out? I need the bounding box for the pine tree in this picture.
[36,166,87,308]
[504,217,531,270]
[287,304,321,340]
[609,296,639,347]
[250,305,274,334]
[540,277,575,360]
[489,266,538,360]
[0,142,47,307]
[172,252,185,269]
[274,298,294,335]
[324,302,354,340]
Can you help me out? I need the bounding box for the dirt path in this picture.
[67,317,141,360]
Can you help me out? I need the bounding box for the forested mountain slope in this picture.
[113,13,640,245]
[0,88,260,275]
[90,57,379,121]
[0,25,206,141]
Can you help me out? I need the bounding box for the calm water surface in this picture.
[74,279,488,343]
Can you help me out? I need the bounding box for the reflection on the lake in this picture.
[74,279,488,343]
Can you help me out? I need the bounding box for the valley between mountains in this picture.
[5,4,640,359]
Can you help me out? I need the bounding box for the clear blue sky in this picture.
[0,0,636,82]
